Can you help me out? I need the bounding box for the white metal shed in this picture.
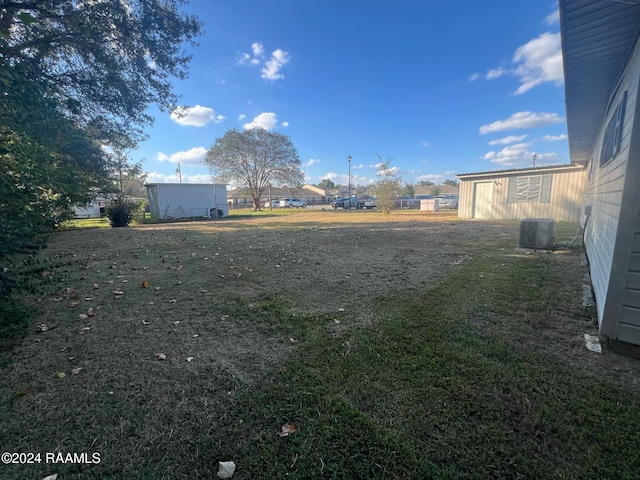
[145,183,228,220]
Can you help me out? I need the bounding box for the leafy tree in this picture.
[444,179,460,188]
[108,150,148,198]
[416,180,434,186]
[205,128,305,210]
[1,0,202,147]
[404,182,415,198]
[370,155,403,215]
[319,178,337,189]
[431,186,442,196]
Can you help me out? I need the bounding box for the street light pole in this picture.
[532,153,537,168]
[347,155,351,207]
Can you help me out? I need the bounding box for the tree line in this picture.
[1,0,202,326]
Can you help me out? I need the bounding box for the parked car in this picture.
[360,195,377,209]
[394,196,420,209]
[436,195,459,209]
[331,197,363,209]
[262,199,279,208]
[279,198,307,208]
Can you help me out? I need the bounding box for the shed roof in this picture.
[457,163,585,180]
[560,0,640,165]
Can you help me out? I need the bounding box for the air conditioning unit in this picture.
[519,218,555,249]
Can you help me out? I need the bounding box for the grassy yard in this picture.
[1,211,639,479]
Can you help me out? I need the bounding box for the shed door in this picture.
[473,182,493,219]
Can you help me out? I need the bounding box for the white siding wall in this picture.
[458,167,586,221]
[147,184,228,220]
[584,37,640,337]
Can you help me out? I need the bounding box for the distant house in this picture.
[456,164,586,221]
[560,0,640,345]
[73,198,106,218]
[145,183,228,220]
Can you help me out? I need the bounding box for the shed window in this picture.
[600,91,627,167]
[507,175,552,203]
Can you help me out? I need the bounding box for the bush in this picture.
[106,198,136,227]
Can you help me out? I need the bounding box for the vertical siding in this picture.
[583,36,640,338]
[151,184,228,219]
[458,167,586,221]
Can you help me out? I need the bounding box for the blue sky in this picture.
[135,1,568,187]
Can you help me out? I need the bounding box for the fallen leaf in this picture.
[42,270,52,277]
[169,299,177,303]
[56,372,66,378]
[113,290,125,295]
[142,320,150,325]
[53,297,63,302]
[71,367,82,375]
[35,324,49,332]
[68,301,79,308]
[186,356,194,362]
[142,280,150,288]
[93,283,99,289]
[87,308,96,317]
[172,321,180,325]
[78,314,89,320]
[41,474,58,480]
[156,353,166,360]
[193,334,199,338]
[154,286,161,290]
[278,422,297,437]
[84,297,94,301]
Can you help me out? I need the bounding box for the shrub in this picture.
[106,197,136,227]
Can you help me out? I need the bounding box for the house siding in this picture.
[146,184,228,220]
[457,166,586,221]
[583,34,640,342]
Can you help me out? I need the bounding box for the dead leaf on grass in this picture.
[53,297,63,302]
[142,280,150,288]
[155,353,167,360]
[78,314,89,320]
[278,422,297,437]
[186,356,194,362]
[113,290,125,295]
[169,299,177,303]
[71,367,82,375]
[41,474,58,480]
[42,270,52,277]
[85,297,94,301]
[68,301,79,308]
[87,308,96,317]
[56,372,66,378]
[35,324,49,332]
[142,320,150,325]
[93,283,99,289]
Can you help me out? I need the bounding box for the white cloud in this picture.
[281,121,289,127]
[468,73,481,82]
[303,158,319,167]
[353,164,365,170]
[243,112,278,130]
[479,111,564,134]
[261,49,290,80]
[416,174,444,182]
[155,146,208,166]
[512,32,563,94]
[421,140,430,147]
[251,42,264,58]
[488,135,528,145]
[238,42,264,66]
[323,172,375,185]
[376,164,400,176]
[542,134,567,141]
[214,115,226,124]
[238,114,246,120]
[486,67,508,80]
[483,145,563,167]
[170,105,216,127]
[545,9,559,25]
[145,171,213,184]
